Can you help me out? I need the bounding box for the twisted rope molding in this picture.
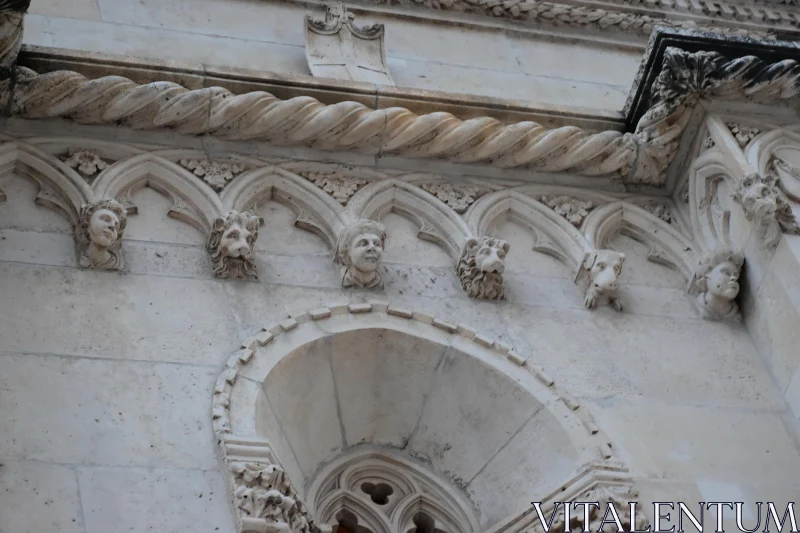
[9,67,638,178]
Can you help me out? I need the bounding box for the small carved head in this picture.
[692,248,744,321]
[733,173,779,222]
[580,250,625,311]
[457,236,510,300]
[77,199,127,270]
[336,219,387,289]
[207,211,261,280]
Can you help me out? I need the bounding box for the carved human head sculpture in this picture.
[207,211,261,280]
[580,250,625,311]
[77,199,127,270]
[336,219,387,289]
[731,172,799,248]
[457,236,510,300]
[691,248,745,322]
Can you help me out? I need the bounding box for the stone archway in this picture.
[214,302,635,533]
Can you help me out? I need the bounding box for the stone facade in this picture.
[2,2,800,533]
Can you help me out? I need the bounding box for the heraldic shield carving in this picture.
[305,3,395,85]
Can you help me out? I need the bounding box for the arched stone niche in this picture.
[214,303,633,533]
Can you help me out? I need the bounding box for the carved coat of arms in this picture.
[305,3,395,85]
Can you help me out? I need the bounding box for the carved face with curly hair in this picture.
[77,199,127,270]
[207,211,261,280]
[336,219,386,289]
[692,248,744,321]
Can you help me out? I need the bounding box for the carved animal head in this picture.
[733,173,779,224]
[207,211,261,279]
[582,250,625,294]
[457,237,510,300]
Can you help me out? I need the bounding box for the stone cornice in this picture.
[3,22,800,189]
[322,0,797,41]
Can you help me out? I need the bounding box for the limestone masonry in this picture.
[2,1,800,533]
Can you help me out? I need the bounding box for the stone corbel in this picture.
[457,236,510,300]
[732,172,800,250]
[576,250,625,312]
[689,248,744,322]
[208,211,262,280]
[76,199,127,271]
[335,218,387,290]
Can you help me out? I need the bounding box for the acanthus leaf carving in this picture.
[541,195,595,227]
[639,201,672,224]
[420,183,490,214]
[300,171,366,205]
[457,236,509,300]
[731,171,800,249]
[62,148,108,181]
[179,158,246,192]
[773,156,800,202]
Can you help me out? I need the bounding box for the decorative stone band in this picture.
[5,46,800,185]
[350,0,782,40]
[8,68,636,178]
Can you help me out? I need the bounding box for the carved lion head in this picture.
[457,236,510,300]
[207,211,261,280]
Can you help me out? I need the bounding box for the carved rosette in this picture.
[731,172,800,249]
[541,195,594,227]
[207,211,261,280]
[457,237,510,300]
[300,171,366,205]
[180,158,246,191]
[421,183,489,214]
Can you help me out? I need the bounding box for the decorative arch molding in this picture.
[747,128,800,202]
[0,141,93,225]
[466,190,589,269]
[92,154,224,233]
[308,450,480,533]
[214,302,629,533]
[687,150,748,254]
[347,180,471,260]
[583,201,696,280]
[222,166,349,248]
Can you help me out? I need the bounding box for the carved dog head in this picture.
[457,237,510,300]
[580,250,625,310]
[207,211,261,279]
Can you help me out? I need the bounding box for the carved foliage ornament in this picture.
[63,148,108,181]
[421,183,489,214]
[579,250,625,312]
[726,123,761,149]
[731,172,800,249]
[77,199,127,270]
[230,461,318,533]
[301,171,366,205]
[541,195,594,227]
[336,219,387,289]
[180,158,246,191]
[207,211,261,280]
[457,236,510,300]
[690,248,744,322]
